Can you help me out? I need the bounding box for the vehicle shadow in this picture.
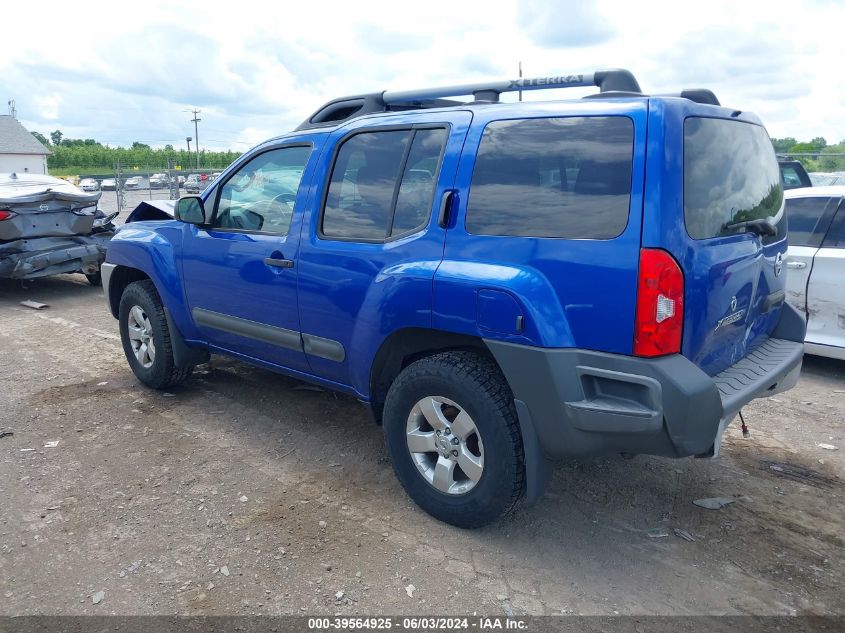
[0,274,102,307]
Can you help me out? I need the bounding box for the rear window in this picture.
[466,116,634,239]
[684,118,784,240]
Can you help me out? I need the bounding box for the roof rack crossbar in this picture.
[382,68,640,105]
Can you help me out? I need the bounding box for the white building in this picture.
[0,115,51,174]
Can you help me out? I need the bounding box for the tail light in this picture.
[634,248,684,357]
[0,209,15,221]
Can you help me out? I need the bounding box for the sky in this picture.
[2,0,843,152]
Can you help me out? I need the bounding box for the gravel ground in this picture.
[0,275,843,616]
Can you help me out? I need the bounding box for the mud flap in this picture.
[163,307,210,368]
[514,399,552,506]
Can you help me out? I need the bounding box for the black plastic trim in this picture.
[192,307,302,352]
[302,333,346,363]
[485,330,803,460]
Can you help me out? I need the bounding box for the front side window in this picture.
[684,118,784,240]
[322,128,446,240]
[214,145,311,234]
[465,116,634,239]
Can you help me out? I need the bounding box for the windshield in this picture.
[684,117,784,240]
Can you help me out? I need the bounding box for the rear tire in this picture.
[383,351,524,528]
[118,280,192,389]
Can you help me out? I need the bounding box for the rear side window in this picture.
[821,202,845,249]
[321,128,446,241]
[466,116,634,239]
[781,165,806,188]
[684,118,784,240]
[785,196,837,247]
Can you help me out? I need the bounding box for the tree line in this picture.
[31,130,242,173]
[31,130,845,174]
[771,137,845,172]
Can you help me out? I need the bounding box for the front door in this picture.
[181,140,321,372]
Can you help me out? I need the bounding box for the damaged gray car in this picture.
[0,173,117,285]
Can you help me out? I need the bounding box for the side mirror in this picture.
[174,196,206,225]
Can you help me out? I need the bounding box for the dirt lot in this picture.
[0,275,843,616]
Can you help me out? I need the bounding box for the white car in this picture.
[124,176,143,190]
[784,186,845,360]
[79,178,100,192]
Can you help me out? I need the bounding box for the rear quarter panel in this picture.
[434,100,649,352]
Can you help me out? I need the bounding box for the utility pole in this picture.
[189,109,201,170]
[518,62,523,102]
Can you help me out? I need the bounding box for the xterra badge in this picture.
[716,296,744,331]
[774,252,784,277]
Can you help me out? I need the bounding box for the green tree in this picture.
[771,137,797,154]
[31,131,50,146]
[50,130,63,145]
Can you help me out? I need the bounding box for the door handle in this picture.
[786,261,806,269]
[264,257,294,269]
[438,190,456,228]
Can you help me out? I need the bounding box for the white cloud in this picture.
[2,0,843,150]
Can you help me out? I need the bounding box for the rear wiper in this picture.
[722,217,777,237]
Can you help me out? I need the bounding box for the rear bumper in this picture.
[0,235,109,280]
[486,306,805,460]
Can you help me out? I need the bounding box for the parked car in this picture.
[124,176,143,190]
[103,69,804,528]
[784,186,845,360]
[779,158,812,190]
[184,174,209,194]
[1,173,116,283]
[809,172,845,187]
[79,178,100,192]
[101,178,118,191]
[149,173,170,189]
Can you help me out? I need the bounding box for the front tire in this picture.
[118,280,192,389]
[383,351,524,528]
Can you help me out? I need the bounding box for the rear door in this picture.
[645,105,788,376]
[783,194,840,315]
[806,199,845,351]
[296,112,471,393]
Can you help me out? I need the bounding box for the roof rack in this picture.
[296,69,720,130]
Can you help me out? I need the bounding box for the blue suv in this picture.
[102,70,805,528]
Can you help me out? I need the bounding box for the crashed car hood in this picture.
[125,198,176,223]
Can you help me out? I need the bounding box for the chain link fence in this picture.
[97,160,224,216]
